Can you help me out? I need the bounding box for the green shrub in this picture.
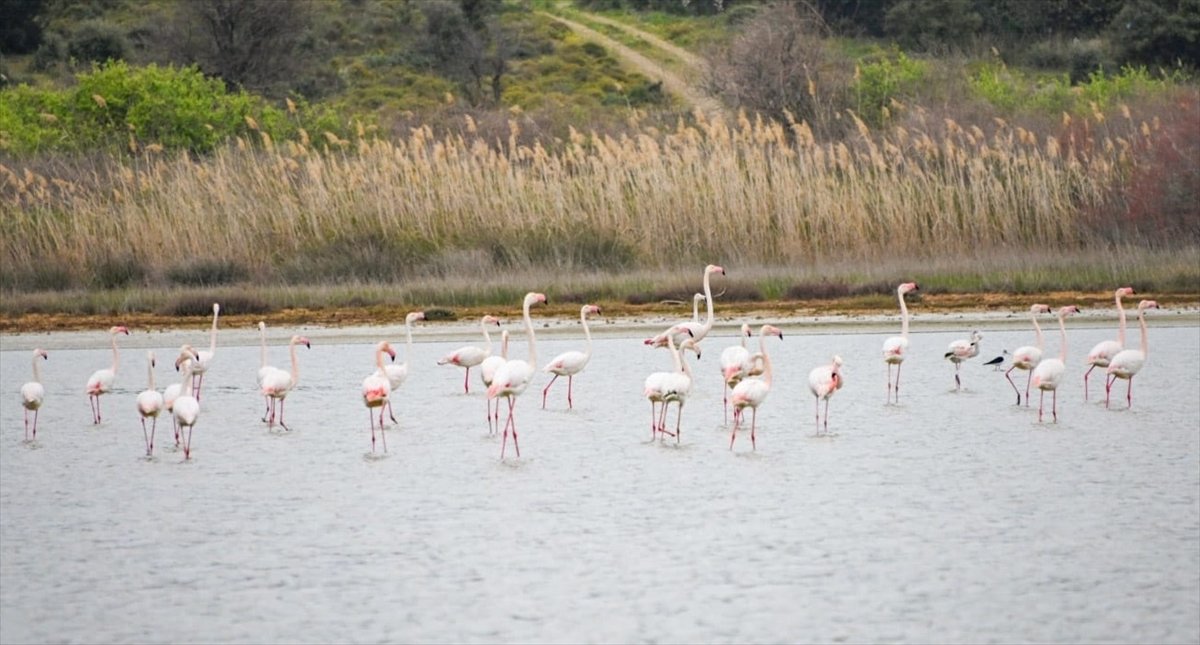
[852,48,928,125]
[67,20,128,63]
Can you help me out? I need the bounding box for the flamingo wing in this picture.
[21,382,44,409]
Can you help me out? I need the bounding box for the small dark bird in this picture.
[983,349,1009,370]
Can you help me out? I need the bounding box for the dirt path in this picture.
[537,9,725,118]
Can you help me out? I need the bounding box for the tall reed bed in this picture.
[0,105,1181,292]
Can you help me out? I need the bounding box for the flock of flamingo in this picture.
[17,265,1161,460]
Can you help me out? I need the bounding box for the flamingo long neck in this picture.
[259,325,267,369]
[1116,291,1128,346]
[481,318,494,354]
[402,319,415,369]
[899,288,910,339]
[208,307,219,355]
[31,354,42,383]
[758,332,773,387]
[1057,313,1069,361]
[692,296,702,323]
[147,355,156,390]
[375,345,387,371]
[178,361,193,393]
[110,332,120,374]
[523,300,537,368]
[581,308,594,360]
[740,326,749,349]
[289,339,301,385]
[1137,310,1148,356]
[1031,309,1045,349]
[680,344,694,379]
[500,330,510,359]
[668,335,683,372]
[701,270,715,332]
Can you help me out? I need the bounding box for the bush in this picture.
[166,259,249,286]
[68,20,128,63]
[31,33,67,72]
[91,254,145,289]
[852,48,928,126]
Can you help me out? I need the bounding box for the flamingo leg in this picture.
[954,362,962,391]
[278,399,291,432]
[674,402,682,443]
[24,409,30,441]
[729,412,739,450]
[542,374,558,409]
[723,386,729,425]
[1038,390,1045,422]
[463,368,471,394]
[149,417,157,455]
[387,399,397,425]
[1051,390,1058,423]
[500,399,514,459]
[1084,364,1096,400]
[649,401,658,439]
[750,408,758,451]
[261,396,270,423]
[1105,374,1115,409]
[142,418,151,456]
[1126,377,1133,408]
[184,425,193,460]
[823,398,831,434]
[32,409,38,440]
[1024,371,1033,407]
[886,364,893,404]
[567,375,574,409]
[89,394,98,424]
[369,407,377,453]
[380,408,388,453]
[895,363,903,402]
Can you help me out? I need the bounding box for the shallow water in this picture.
[2,315,1198,644]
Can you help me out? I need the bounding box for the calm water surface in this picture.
[2,314,1198,644]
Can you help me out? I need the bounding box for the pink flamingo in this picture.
[719,323,754,424]
[480,329,509,435]
[1084,287,1134,400]
[261,335,311,431]
[438,315,501,393]
[645,264,725,348]
[21,348,48,441]
[487,292,547,459]
[730,324,783,451]
[541,304,601,409]
[86,325,130,424]
[944,330,983,391]
[380,311,425,424]
[808,355,844,435]
[1105,300,1160,409]
[187,303,220,401]
[362,341,397,453]
[882,282,918,404]
[1031,305,1081,423]
[691,293,706,323]
[136,350,165,456]
[172,346,201,459]
[1005,304,1052,406]
[643,327,698,441]
[163,345,193,447]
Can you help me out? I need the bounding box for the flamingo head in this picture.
[1117,286,1135,298]
[482,314,501,326]
[680,338,701,360]
[147,349,156,368]
[832,354,844,369]
[524,292,548,308]
[34,348,48,361]
[379,341,396,361]
[706,264,726,277]
[175,346,200,370]
[407,311,426,324]
[1059,305,1081,319]
[212,302,220,315]
[1137,299,1160,311]
[1030,303,1051,314]
[110,325,130,335]
[899,282,919,295]
[693,293,706,304]
[258,321,266,331]
[761,324,783,340]
[970,330,983,343]
[292,335,312,349]
[584,304,601,316]
[741,323,752,337]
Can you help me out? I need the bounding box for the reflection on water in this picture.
[2,321,1198,643]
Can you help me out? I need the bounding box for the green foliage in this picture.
[67,20,127,63]
[1108,0,1200,67]
[967,62,1180,114]
[852,48,928,125]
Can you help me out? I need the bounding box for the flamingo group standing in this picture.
[729,324,783,451]
[1084,287,1135,400]
[380,311,425,424]
[645,264,725,349]
[643,327,699,442]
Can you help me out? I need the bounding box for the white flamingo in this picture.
[1105,300,1160,409]
[136,350,165,456]
[163,345,193,447]
[187,303,220,401]
[645,264,725,348]
[643,327,698,441]
[1031,305,1081,423]
[808,355,845,435]
[261,335,311,432]
[256,321,271,422]
[438,315,501,393]
[362,341,397,453]
[172,346,201,459]
[719,323,754,424]
[541,304,601,409]
[944,330,983,391]
[487,292,547,459]
[86,325,130,424]
[380,311,425,424]
[882,282,918,404]
[729,324,783,451]
[691,293,706,323]
[1005,304,1052,406]
[657,337,700,443]
[21,348,48,441]
[1084,287,1135,400]
[480,329,509,435]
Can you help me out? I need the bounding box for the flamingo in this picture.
[808,355,845,436]
[21,348,48,441]
[643,327,697,441]
[1005,304,1052,405]
[719,323,754,424]
[480,329,509,435]
[1084,287,1135,400]
[944,330,983,391]
[438,315,501,393]
[541,304,601,409]
[691,293,706,323]
[729,324,783,451]
[261,335,311,432]
[645,264,725,348]
[657,337,700,443]
[256,321,271,422]
[362,341,397,453]
[163,345,193,447]
[172,346,201,459]
[882,282,918,404]
[86,325,130,424]
[1031,305,1081,423]
[136,350,165,457]
[486,292,547,459]
[187,303,220,401]
[380,311,425,424]
[1105,300,1160,409]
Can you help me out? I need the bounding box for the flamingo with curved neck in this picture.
[261,335,311,432]
[645,264,725,348]
[1005,304,1052,406]
[172,346,201,459]
[86,325,130,424]
[541,304,601,409]
[730,324,783,451]
[644,325,693,439]
[362,341,397,453]
[1105,299,1160,409]
[808,355,844,435]
[487,292,547,458]
[189,303,220,400]
[1031,305,1081,423]
[382,311,425,424]
[1084,287,1134,399]
[480,329,510,434]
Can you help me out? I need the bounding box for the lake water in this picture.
[2,311,1198,644]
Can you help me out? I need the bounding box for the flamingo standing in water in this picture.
[136,350,164,456]
[542,304,601,409]
[643,327,698,441]
[480,329,509,434]
[362,341,397,453]
[172,346,201,459]
[1031,305,1081,423]
[86,325,130,424]
[1105,300,1160,409]
[719,323,754,424]
[438,315,500,393]
[1005,304,1052,405]
[645,264,725,348]
[882,282,918,404]
[487,292,547,459]
[730,324,783,451]
[944,330,983,391]
[163,345,193,447]
[21,348,48,441]
[808,355,844,435]
[380,311,425,424]
[256,322,272,422]
[187,303,220,401]
[1084,287,1134,400]
[261,335,311,432]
